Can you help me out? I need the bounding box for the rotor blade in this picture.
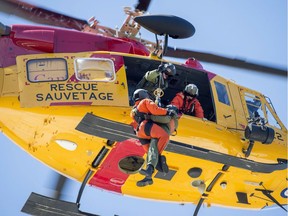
[135,0,152,12]
[166,46,287,76]
[0,0,88,31]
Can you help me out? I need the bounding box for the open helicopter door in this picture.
[210,76,236,128]
[16,53,129,108]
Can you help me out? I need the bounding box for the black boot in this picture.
[136,177,153,187]
[139,164,154,177]
[160,155,169,174]
[155,155,169,173]
[155,154,163,172]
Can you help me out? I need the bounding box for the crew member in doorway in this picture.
[136,63,176,105]
[130,89,176,187]
[171,84,204,118]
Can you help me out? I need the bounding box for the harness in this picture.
[131,106,154,142]
[180,94,196,115]
[131,106,149,125]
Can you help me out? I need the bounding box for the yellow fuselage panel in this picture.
[0,97,132,181]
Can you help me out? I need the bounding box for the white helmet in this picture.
[184,84,199,97]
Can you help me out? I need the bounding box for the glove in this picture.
[157,64,165,73]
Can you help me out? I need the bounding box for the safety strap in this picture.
[181,94,196,115]
[131,104,154,138]
[132,107,147,125]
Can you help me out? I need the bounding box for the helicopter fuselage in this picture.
[0,25,287,210]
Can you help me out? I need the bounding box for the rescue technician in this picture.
[171,84,204,118]
[130,89,176,187]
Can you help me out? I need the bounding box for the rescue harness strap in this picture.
[181,94,196,115]
[132,107,150,125]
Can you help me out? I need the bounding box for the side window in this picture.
[74,58,116,82]
[27,58,68,82]
[214,81,230,105]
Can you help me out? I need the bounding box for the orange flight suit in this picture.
[131,98,169,154]
[171,92,204,118]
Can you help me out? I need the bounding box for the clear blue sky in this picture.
[0,0,287,215]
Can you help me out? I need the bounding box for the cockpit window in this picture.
[245,94,262,118]
[244,93,282,129]
[214,81,230,105]
[245,94,263,119]
[265,104,281,129]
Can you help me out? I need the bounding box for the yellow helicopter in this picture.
[0,0,287,215]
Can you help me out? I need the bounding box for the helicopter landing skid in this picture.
[21,192,99,216]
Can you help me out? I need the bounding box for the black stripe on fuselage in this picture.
[76,112,137,141]
[166,140,286,173]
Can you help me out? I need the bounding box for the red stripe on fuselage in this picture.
[89,139,145,193]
